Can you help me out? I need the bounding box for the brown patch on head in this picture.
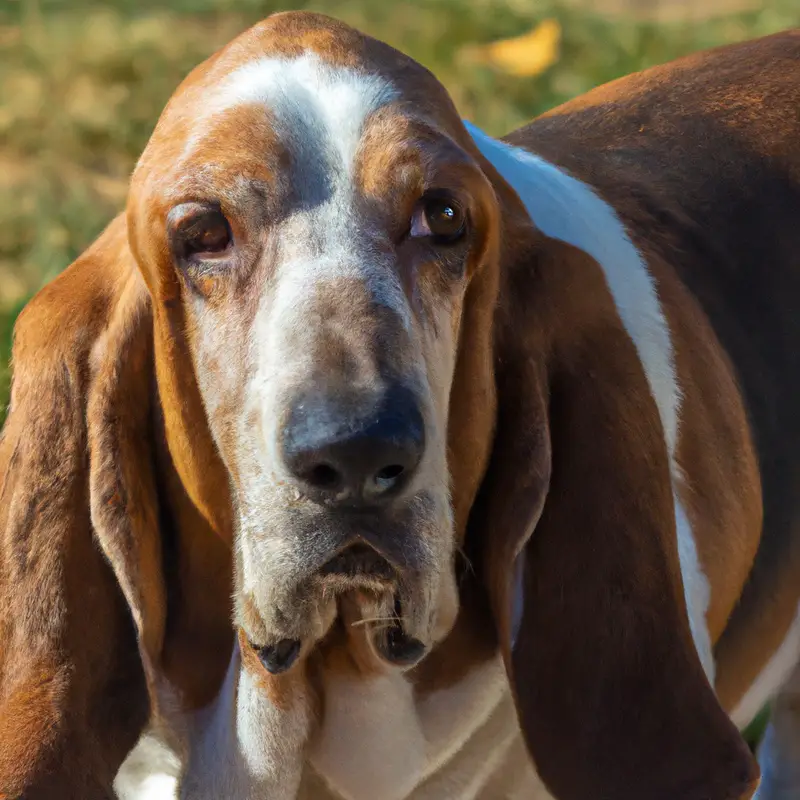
[180,105,284,202]
[244,12,366,69]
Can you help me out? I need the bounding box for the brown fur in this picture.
[509,28,800,716]
[0,219,151,797]
[471,237,757,798]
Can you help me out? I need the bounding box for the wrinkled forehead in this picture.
[179,55,397,205]
[133,13,467,205]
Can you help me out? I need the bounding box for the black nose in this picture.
[281,385,425,507]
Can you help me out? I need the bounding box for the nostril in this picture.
[374,464,406,492]
[306,463,341,489]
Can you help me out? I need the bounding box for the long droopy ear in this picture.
[464,125,759,799]
[0,215,166,798]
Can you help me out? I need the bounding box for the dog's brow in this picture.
[180,54,398,186]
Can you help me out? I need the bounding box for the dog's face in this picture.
[128,13,499,672]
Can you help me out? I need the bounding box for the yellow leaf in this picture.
[462,18,561,78]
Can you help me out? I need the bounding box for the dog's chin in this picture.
[238,503,459,676]
[245,566,446,677]
[330,584,431,672]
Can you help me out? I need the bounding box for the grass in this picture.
[1,0,798,324]
[0,0,796,748]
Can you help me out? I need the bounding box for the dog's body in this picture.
[1,14,799,800]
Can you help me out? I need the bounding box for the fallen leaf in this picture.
[461,19,561,78]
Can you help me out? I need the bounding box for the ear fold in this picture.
[0,215,167,797]
[86,252,166,703]
[469,237,759,799]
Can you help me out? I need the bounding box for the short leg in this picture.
[755,669,800,800]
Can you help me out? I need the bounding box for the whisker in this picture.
[360,622,395,634]
[457,545,476,579]
[350,616,399,628]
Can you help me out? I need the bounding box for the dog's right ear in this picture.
[0,215,167,798]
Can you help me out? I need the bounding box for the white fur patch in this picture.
[309,670,426,800]
[416,654,509,778]
[732,602,800,730]
[182,52,396,171]
[464,121,716,684]
[674,488,715,681]
[114,731,180,800]
[309,656,511,800]
[179,644,309,800]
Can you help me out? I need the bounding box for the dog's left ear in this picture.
[462,129,759,799]
[471,298,758,799]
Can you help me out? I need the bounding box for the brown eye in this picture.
[175,208,232,259]
[410,192,467,244]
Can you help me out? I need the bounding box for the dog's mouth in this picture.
[320,543,427,667]
[250,543,428,674]
[319,542,397,585]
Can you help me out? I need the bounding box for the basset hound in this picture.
[1,11,799,800]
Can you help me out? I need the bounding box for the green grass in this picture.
[1,0,798,330]
[0,0,795,747]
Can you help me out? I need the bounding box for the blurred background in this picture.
[0,0,794,747]
[0,0,797,408]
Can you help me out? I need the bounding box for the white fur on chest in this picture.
[307,656,513,800]
[114,730,181,800]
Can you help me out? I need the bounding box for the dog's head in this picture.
[127,12,503,671]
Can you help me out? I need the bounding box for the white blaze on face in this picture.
[217,54,406,408]
[182,55,406,448]
[179,55,437,640]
